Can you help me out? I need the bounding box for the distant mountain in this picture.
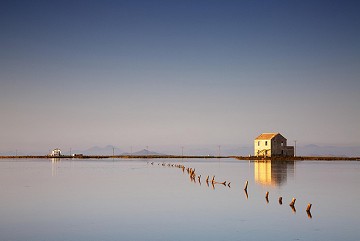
[298,145,360,157]
[122,149,164,156]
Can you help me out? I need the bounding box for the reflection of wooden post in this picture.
[306,210,312,218]
[278,196,283,205]
[244,189,248,199]
[244,180,248,190]
[290,198,296,207]
[290,205,296,213]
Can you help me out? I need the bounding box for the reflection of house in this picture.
[254,133,294,157]
[254,160,295,186]
[51,148,61,157]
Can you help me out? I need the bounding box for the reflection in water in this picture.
[306,210,312,219]
[254,160,295,186]
[51,158,60,176]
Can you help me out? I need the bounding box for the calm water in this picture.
[0,158,359,241]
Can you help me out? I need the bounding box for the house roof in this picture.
[255,133,280,140]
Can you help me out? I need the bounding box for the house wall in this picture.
[51,149,61,156]
[254,139,272,157]
[283,146,294,156]
[271,135,287,156]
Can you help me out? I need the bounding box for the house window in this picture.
[281,141,284,146]
[265,141,268,146]
[258,141,260,146]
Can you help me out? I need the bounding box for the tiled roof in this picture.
[255,133,279,140]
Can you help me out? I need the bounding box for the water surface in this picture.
[0,158,359,241]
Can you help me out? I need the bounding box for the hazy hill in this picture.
[122,149,164,156]
[297,145,360,157]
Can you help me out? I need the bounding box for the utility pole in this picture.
[130,146,133,155]
[294,140,297,157]
[70,148,72,156]
[181,146,184,157]
[218,145,221,157]
[112,147,115,156]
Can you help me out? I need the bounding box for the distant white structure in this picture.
[51,148,62,157]
[72,154,83,157]
[254,133,294,157]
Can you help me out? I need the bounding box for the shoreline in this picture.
[0,155,359,161]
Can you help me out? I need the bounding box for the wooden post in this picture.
[265,191,269,203]
[244,180,248,190]
[306,203,312,212]
[278,196,283,205]
[290,197,296,207]
[306,205,312,218]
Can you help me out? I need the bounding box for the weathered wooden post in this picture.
[306,203,312,212]
[278,196,283,205]
[306,204,312,218]
[265,191,269,203]
[244,180,248,191]
[289,197,296,207]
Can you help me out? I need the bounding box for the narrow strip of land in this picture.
[0,155,359,161]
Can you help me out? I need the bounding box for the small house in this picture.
[51,148,62,157]
[254,133,294,157]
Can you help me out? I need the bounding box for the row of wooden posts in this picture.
[244,180,313,218]
[151,162,231,189]
[150,161,313,218]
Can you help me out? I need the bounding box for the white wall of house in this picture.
[254,139,272,157]
[51,149,61,157]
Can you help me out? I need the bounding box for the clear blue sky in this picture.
[1,0,359,153]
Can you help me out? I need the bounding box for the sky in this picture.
[1,0,359,154]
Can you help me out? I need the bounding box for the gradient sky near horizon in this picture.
[1,0,359,152]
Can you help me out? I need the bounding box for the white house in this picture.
[51,148,62,157]
[254,133,294,157]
